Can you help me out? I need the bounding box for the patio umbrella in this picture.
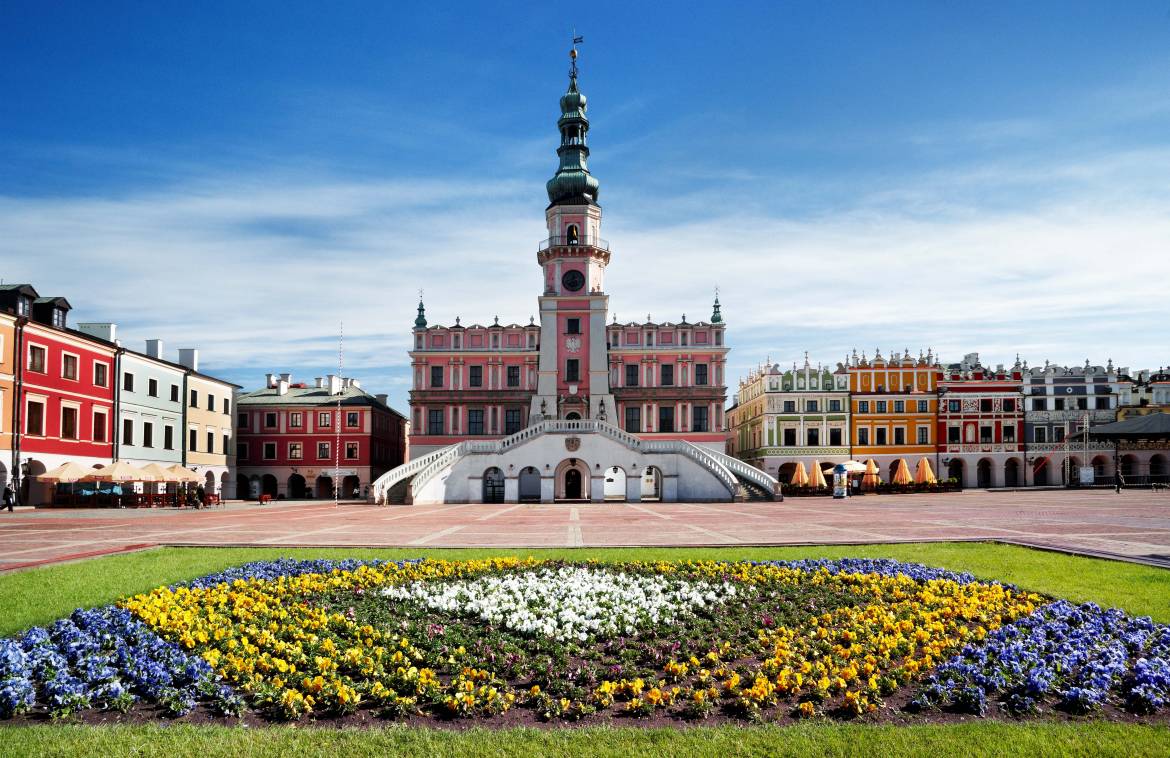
[165,464,204,483]
[37,461,92,482]
[138,463,173,481]
[861,459,880,491]
[837,461,867,474]
[809,459,828,489]
[82,460,154,482]
[914,457,937,485]
[790,462,809,487]
[892,458,914,486]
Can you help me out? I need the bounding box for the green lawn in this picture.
[1,543,1168,757]
[1,542,1168,637]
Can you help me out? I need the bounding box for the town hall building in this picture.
[374,48,778,505]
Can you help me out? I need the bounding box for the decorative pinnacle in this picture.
[570,33,583,80]
[414,295,427,328]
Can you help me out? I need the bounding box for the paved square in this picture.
[1,489,1169,571]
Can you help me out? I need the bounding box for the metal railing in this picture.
[538,235,609,251]
[372,444,459,504]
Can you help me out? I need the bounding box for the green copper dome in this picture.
[546,75,600,208]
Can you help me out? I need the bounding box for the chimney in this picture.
[77,322,117,343]
[178,348,199,371]
[265,373,277,389]
[375,393,388,406]
[350,378,361,390]
[277,378,289,395]
[327,374,342,395]
[144,339,163,359]
[280,372,292,384]
[315,377,323,388]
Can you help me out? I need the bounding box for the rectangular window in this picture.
[806,400,818,412]
[430,366,443,388]
[317,442,330,459]
[93,411,107,443]
[94,363,108,388]
[264,412,277,428]
[1034,427,1047,443]
[566,318,580,334]
[693,406,709,432]
[783,428,797,446]
[660,364,674,386]
[237,412,248,429]
[123,372,134,392]
[507,366,520,387]
[237,443,248,460]
[208,394,215,411]
[626,364,639,387]
[829,428,842,445]
[469,365,483,387]
[1003,399,1016,412]
[1076,397,1088,410]
[980,425,993,443]
[427,409,444,435]
[61,407,78,439]
[223,398,230,415]
[164,425,173,450]
[505,409,522,435]
[893,400,904,413]
[695,364,708,386]
[207,431,214,453]
[1095,397,1110,409]
[222,433,230,454]
[875,400,887,413]
[318,412,331,428]
[123,418,134,446]
[807,427,819,445]
[566,359,580,382]
[147,378,158,397]
[658,406,675,433]
[783,400,796,413]
[858,400,869,413]
[346,442,359,459]
[857,428,869,445]
[468,409,484,435]
[143,421,153,448]
[949,426,961,443]
[918,400,929,413]
[170,384,179,402]
[829,399,842,412]
[289,442,302,459]
[62,354,78,380]
[893,427,905,445]
[190,389,198,408]
[282,412,298,429]
[1003,426,1016,442]
[29,346,46,373]
[1032,398,1045,411]
[875,428,888,445]
[346,411,359,427]
[624,406,641,433]
[1054,398,1065,410]
[1054,427,1065,442]
[980,399,992,412]
[263,442,277,460]
[189,428,197,451]
[916,427,928,444]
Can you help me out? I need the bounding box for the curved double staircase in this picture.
[373,419,781,505]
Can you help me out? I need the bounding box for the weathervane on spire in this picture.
[570,32,584,79]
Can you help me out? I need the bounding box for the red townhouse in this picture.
[936,352,1025,489]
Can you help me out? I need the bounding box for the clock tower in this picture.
[532,44,614,423]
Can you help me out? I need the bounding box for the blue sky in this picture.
[3,1,1169,410]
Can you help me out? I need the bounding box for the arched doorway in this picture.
[315,475,334,499]
[888,461,900,483]
[1120,455,1139,480]
[565,412,582,421]
[261,474,278,498]
[603,466,627,501]
[0,460,8,492]
[778,462,797,485]
[342,475,360,499]
[1066,456,1082,485]
[21,459,47,505]
[1151,454,1167,483]
[248,475,261,499]
[204,471,216,494]
[221,472,231,499]
[288,473,307,499]
[564,469,583,499]
[482,467,505,504]
[1034,458,1049,486]
[1004,458,1020,488]
[947,458,964,486]
[640,466,662,501]
[555,459,589,501]
[976,459,992,488]
[518,466,541,501]
[1091,455,1111,483]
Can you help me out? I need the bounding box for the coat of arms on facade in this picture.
[565,436,581,452]
[565,336,582,353]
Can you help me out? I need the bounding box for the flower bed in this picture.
[1,557,1168,726]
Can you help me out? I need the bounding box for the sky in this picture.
[2,1,1169,411]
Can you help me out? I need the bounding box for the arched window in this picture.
[566,224,579,244]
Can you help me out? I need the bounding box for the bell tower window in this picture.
[567,224,579,244]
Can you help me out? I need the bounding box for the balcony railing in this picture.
[538,235,609,252]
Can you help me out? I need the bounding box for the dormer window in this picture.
[17,297,30,316]
[52,308,66,328]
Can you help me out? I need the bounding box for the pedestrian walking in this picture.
[3,484,15,512]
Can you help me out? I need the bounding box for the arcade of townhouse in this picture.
[727,350,1170,489]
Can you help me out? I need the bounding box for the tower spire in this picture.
[414,290,427,328]
[546,37,600,208]
[710,288,723,323]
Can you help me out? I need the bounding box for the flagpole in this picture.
[335,321,343,509]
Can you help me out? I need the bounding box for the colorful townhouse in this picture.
[726,356,850,481]
[181,348,240,497]
[936,353,1025,488]
[0,286,117,505]
[0,307,16,492]
[236,374,407,500]
[1022,361,1121,485]
[848,349,941,481]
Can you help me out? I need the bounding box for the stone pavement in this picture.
[2,489,1169,572]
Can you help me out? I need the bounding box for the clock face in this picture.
[562,269,586,292]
